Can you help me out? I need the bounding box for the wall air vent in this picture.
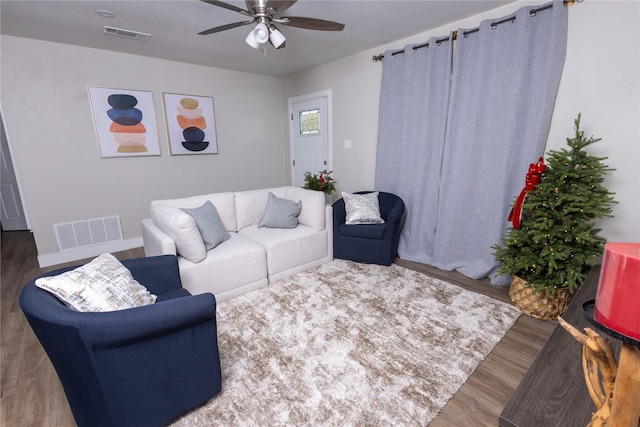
[54,215,123,251]
[103,26,151,41]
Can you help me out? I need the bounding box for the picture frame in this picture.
[87,87,161,158]
[163,93,218,155]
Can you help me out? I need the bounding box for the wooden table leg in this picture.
[558,317,640,427]
[609,343,640,427]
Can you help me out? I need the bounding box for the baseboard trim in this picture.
[37,237,144,268]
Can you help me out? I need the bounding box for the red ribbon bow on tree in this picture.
[508,157,546,229]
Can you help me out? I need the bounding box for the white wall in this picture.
[3,0,638,266]
[282,51,383,193]
[547,1,639,243]
[1,36,287,264]
[282,0,640,244]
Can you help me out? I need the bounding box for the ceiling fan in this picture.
[198,0,345,50]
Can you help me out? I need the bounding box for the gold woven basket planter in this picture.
[509,274,573,321]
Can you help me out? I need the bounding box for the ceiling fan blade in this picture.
[265,0,297,15]
[280,17,345,31]
[200,0,252,16]
[198,21,254,35]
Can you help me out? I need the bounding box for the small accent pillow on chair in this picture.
[258,192,302,228]
[35,253,157,312]
[342,191,385,225]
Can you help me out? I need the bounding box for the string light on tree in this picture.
[494,114,617,295]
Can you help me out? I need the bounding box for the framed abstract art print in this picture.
[163,93,218,155]
[88,87,161,158]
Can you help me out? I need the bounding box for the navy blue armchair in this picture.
[19,255,222,427]
[332,191,405,266]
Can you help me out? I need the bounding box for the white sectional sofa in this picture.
[141,186,332,302]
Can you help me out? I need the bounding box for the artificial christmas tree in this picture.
[494,114,616,319]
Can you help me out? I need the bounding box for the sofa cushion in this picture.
[178,233,268,298]
[35,253,157,312]
[284,186,326,231]
[239,224,328,277]
[181,201,231,250]
[258,192,302,229]
[338,223,386,240]
[151,203,207,263]
[342,191,385,225]
[152,192,237,232]
[235,187,284,230]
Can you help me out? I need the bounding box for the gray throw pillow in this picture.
[181,201,231,250]
[258,192,302,229]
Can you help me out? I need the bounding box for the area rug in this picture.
[171,259,521,426]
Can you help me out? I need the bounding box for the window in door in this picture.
[299,109,320,135]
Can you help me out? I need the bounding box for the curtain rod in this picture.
[372,0,580,63]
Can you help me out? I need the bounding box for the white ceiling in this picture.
[0,0,517,77]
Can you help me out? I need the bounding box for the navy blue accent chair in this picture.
[332,191,405,266]
[19,255,222,427]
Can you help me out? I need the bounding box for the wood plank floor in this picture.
[1,231,556,426]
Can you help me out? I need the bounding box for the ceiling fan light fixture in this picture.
[253,22,269,43]
[245,31,260,49]
[269,25,286,48]
[245,22,269,49]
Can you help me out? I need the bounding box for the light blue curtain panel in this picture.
[375,1,568,285]
[375,36,453,262]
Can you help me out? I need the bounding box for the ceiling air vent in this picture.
[104,26,151,41]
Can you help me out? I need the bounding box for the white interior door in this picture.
[1,112,28,231]
[291,95,330,188]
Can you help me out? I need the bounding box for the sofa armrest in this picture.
[141,218,177,257]
[386,199,406,225]
[325,204,334,259]
[332,198,346,225]
[78,293,217,350]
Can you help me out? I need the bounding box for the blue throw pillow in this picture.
[181,201,231,250]
[258,192,302,229]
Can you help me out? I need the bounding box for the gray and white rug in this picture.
[172,259,521,426]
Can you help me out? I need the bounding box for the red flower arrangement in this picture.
[303,170,337,195]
